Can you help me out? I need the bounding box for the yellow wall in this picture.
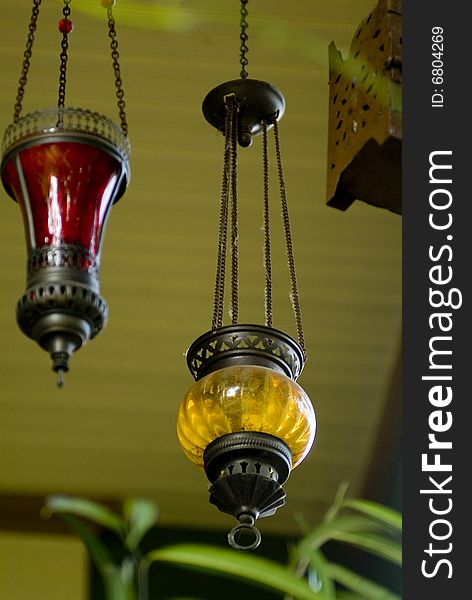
[0,531,87,600]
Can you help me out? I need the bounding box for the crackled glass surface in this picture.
[177,365,316,469]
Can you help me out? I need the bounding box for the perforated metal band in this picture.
[203,431,292,485]
[187,324,305,382]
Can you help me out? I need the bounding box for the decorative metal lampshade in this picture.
[326,0,402,214]
[1,0,130,385]
[177,0,316,550]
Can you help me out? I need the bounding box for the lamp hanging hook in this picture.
[228,514,262,551]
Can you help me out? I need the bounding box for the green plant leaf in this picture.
[323,481,350,524]
[295,515,386,561]
[120,557,135,587]
[146,544,326,600]
[49,513,116,579]
[104,569,137,600]
[294,512,312,534]
[305,550,336,599]
[341,500,402,533]
[43,495,126,537]
[330,532,402,566]
[327,563,401,600]
[123,498,159,551]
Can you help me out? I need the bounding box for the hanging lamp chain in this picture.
[239,0,249,79]
[107,6,128,136]
[262,121,273,328]
[211,95,240,329]
[229,98,240,324]
[13,0,42,122]
[57,0,72,117]
[212,96,233,330]
[273,119,306,355]
[209,1,303,347]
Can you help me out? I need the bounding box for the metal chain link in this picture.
[211,97,234,331]
[211,96,240,329]
[262,121,273,328]
[239,0,249,79]
[13,0,42,122]
[57,0,72,116]
[229,97,239,324]
[273,120,306,355]
[107,7,128,135]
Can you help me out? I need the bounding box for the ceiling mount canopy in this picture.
[202,78,285,148]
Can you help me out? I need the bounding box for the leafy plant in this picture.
[42,485,401,600]
[284,483,401,599]
[42,495,158,600]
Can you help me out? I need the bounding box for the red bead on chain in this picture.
[101,0,116,7]
[58,18,73,34]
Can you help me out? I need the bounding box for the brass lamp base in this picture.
[204,431,292,551]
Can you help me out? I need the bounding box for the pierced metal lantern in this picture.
[1,1,130,385]
[326,0,402,214]
[177,0,316,550]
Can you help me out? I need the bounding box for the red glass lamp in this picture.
[1,1,130,385]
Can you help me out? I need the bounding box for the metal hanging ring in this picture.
[228,522,261,551]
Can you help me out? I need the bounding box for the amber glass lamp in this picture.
[177,0,316,550]
[1,0,129,385]
[178,363,315,470]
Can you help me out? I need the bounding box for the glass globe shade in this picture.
[177,365,316,470]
